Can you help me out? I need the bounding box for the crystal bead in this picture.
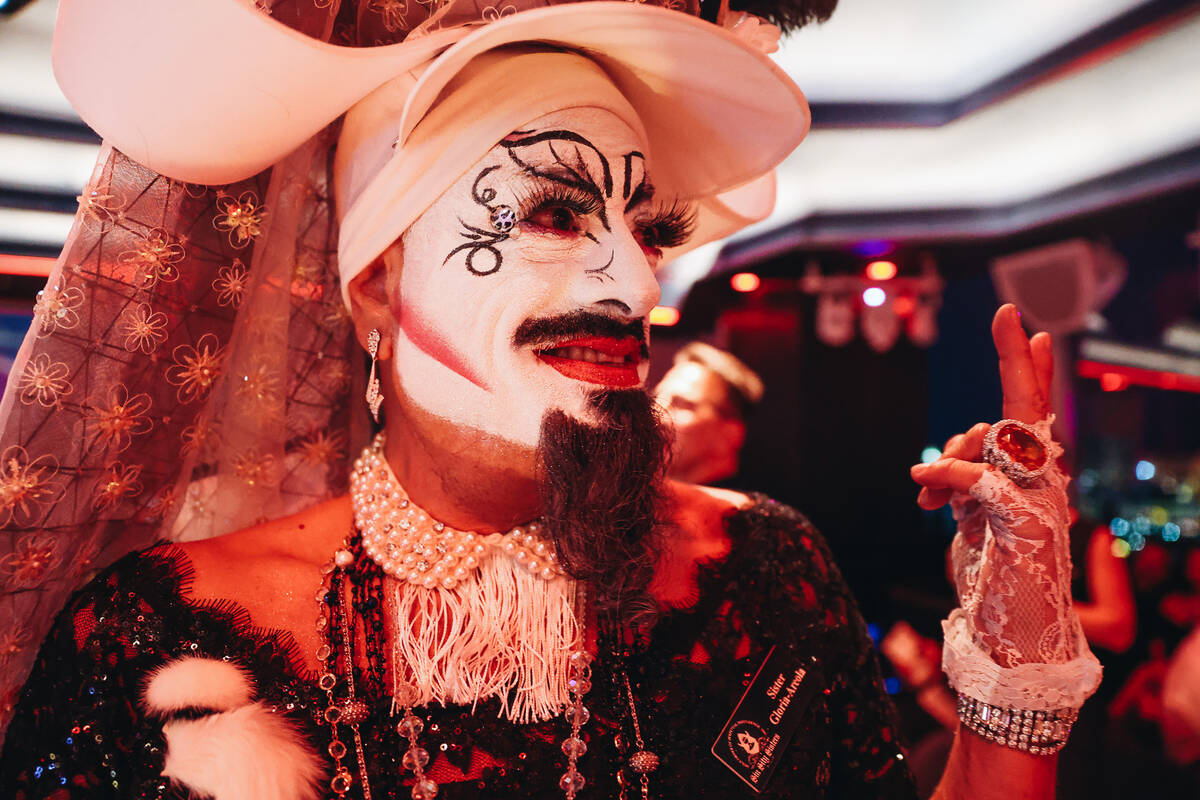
[316,644,332,661]
[411,778,438,800]
[403,746,431,770]
[564,704,589,726]
[397,714,424,737]
[561,736,588,758]
[318,673,337,691]
[330,770,353,794]
[558,771,586,793]
[567,676,592,694]
[328,740,347,759]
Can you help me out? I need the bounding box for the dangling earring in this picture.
[365,328,383,423]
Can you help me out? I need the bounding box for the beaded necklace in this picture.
[317,534,604,799]
[312,435,661,798]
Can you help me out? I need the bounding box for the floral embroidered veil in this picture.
[0,0,812,742]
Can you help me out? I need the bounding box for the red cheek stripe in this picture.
[398,303,490,391]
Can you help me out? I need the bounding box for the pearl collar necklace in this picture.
[350,433,566,590]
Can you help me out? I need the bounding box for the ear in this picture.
[346,242,401,360]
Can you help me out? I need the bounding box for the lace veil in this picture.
[0,0,726,742]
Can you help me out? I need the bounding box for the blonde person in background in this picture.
[655,342,763,486]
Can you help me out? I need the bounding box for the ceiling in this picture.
[3,0,1200,295]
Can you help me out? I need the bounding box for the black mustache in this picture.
[512,311,649,356]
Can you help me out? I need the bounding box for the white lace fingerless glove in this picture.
[941,417,1102,711]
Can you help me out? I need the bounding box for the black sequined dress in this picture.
[1,497,917,799]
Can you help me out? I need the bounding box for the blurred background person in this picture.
[654,342,763,486]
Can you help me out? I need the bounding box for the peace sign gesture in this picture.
[910,304,1055,508]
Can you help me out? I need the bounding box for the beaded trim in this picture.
[352,433,566,589]
[955,693,1077,755]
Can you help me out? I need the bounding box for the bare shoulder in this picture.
[178,495,351,608]
[666,481,753,541]
[652,482,753,608]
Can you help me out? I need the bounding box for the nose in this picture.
[571,226,661,319]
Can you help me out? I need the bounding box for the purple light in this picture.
[852,240,894,258]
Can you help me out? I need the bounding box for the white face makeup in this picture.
[386,107,695,449]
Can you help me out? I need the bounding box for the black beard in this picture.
[537,388,671,629]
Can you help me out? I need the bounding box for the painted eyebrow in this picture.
[622,151,646,200]
[625,181,656,213]
[502,130,613,197]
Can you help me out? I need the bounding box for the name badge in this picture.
[711,645,823,793]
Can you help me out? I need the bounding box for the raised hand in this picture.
[910,304,1054,508]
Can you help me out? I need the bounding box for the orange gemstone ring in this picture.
[982,419,1051,486]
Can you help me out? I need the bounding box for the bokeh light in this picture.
[866,261,898,281]
[1110,517,1131,537]
[1163,522,1181,542]
[1135,460,1156,481]
[862,287,886,307]
[1128,531,1146,551]
[648,306,680,326]
[730,272,761,293]
[1111,538,1132,558]
[1100,372,1130,392]
[920,447,942,464]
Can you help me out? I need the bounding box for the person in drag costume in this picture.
[0,0,1101,798]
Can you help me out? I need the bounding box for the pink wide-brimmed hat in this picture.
[53,0,808,267]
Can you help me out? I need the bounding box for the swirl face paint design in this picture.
[390,107,695,451]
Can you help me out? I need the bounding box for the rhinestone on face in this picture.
[490,205,517,233]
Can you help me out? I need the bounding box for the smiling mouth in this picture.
[535,336,643,387]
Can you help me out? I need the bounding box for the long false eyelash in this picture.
[636,200,698,250]
[512,181,603,222]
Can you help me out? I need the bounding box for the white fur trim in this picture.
[161,704,324,800]
[144,656,254,713]
[144,657,324,800]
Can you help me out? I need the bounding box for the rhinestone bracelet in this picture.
[955,693,1078,755]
